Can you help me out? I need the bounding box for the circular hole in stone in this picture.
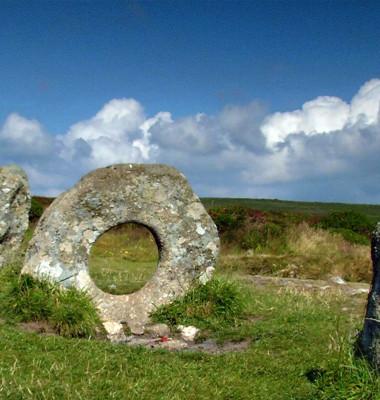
[89,222,159,295]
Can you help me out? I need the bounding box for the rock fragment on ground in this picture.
[145,323,170,338]
[178,325,200,341]
[329,276,346,285]
[103,321,127,342]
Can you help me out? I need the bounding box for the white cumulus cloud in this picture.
[59,98,158,168]
[0,78,379,203]
[261,79,380,150]
[0,112,52,156]
[349,78,380,125]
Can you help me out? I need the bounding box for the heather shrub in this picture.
[29,198,44,221]
[316,210,373,244]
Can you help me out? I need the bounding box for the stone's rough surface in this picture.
[0,165,30,266]
[359,223,380,369]
[22,164,219,328]
[129,321,145,335]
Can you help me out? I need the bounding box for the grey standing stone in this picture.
[358,222,380,369]
[0,165,30,266]
[22,164,219,330]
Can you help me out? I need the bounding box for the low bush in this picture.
[209,207,246,233]
[209,206,309,253]
[329,228,370,246]
[241,222,287,252]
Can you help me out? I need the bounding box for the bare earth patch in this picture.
[18,321,55,335]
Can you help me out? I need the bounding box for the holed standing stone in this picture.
[358,222,380,369]
[22,164,219,330]
[0,165,31,267]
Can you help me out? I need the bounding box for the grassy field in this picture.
[1,197,378,398]
[0,272,377,399]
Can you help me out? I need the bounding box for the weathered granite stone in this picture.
[22,164,219,329]
[358,222,380,369]
[0,165,30,266]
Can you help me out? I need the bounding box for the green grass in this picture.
[0,261,378,397]
[313,347,380,399]
[0,278,377,399]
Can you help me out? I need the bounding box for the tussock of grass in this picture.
[50,287,101,338]
[0,268,54,321]
[0,263,101,338]
[151,278,244,335]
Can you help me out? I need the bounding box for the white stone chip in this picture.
[178,325,200,341]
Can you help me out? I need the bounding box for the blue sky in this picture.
[0,0,379,203]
